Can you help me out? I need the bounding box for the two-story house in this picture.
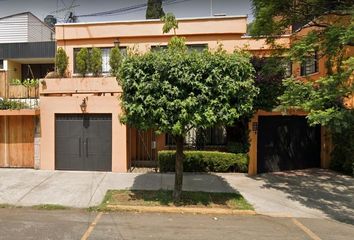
[38,15,330,174]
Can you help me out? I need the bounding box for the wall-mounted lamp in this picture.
[252,122,258,134]
[114,38,120,47]
[80,97,88,113]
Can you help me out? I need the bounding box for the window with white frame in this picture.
[301,52,318,76]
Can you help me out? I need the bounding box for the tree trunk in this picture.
[173,135,184,203]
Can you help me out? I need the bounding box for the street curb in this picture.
[105,205,256,215]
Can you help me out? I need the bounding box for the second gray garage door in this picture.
[55,114,112,171]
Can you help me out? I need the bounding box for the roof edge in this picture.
[56,15,248,26]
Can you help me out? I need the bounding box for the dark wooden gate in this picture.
[257,116,321,173]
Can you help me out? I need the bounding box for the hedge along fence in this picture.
[158,151,249,173]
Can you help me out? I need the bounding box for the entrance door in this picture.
[55,114,112,171]
[257,116,321,173]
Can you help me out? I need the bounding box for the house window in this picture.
[165,126,227,147]
[301,52,318,76]
[283,60,292,77]
[0,59,3,69]
[73,47,126,74]
[151,44,208,52]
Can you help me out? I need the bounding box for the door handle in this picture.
[79,137,81,157]
[86,138,89,158]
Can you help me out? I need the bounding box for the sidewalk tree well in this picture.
[251,0,354,175]
[118,40,258,202]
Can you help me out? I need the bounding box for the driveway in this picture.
[223,169,354,224]
[0,168,353,224]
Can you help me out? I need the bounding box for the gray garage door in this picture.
[55,114,112,171]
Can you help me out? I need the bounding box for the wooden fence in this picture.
[0,115,35,168]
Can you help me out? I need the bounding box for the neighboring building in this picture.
[0,12,55,99]
[0,12,55,169]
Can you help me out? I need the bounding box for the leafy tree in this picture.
[55,47,69,77]
[251,57,287,111]
[76,48,90,77]
[90,47,102,77]
[119,43,258,201]
[161,12,178,35]
[146,0,165,19]
[109,46,123,77]
[251,0,354,175]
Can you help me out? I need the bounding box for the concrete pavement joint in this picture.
[15,172,56,205]
[87,173,107,207]
[292,218,322,240]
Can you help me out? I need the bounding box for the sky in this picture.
[0,0,254,23]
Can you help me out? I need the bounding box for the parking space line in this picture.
[292,218,322,240]
[81,212,103,240]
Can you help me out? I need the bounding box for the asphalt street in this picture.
[0,208,353,240]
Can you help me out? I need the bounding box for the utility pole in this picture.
[210,0,213,16]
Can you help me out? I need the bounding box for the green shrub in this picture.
[76,48,90,77]
[109,46,122,76]
[158,150,248,173]
[55,47,69,77]
[330,125,354,176]
[0,99,29,110]
[90,47,102,77]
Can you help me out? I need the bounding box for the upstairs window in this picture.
[301,52,318,76]
[73,47,126,74]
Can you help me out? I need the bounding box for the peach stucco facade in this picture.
[55,16,290,77]
[39,77,127,172]
[43,16,292,173]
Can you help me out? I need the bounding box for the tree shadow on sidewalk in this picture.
[129,172,250,208]
[131,172,237,193]
[252,169,354,224]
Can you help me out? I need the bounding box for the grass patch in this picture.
[0,204,20,209]
[96,190,253,211]
[32,204,70,210]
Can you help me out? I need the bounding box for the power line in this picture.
[76,0,191,18]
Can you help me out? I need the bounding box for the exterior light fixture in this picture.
[80,97,87,113]
[114,38,120,47]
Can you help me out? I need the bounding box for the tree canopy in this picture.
[146,0,165,19]
[251,0,354,175]
[118,39,258,200]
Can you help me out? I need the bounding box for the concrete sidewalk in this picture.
[0,168,353,223]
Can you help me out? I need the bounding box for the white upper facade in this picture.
[0,12,54,43]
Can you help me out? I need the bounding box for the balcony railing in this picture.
[0,98,39,110]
